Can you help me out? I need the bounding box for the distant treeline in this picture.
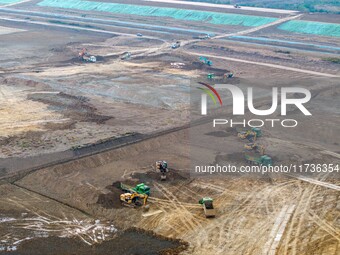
[184,0,340,13]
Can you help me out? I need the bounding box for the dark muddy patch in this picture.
[132,169,189,184]
[0,228,188,255]
[96,184,123,209]
[214,152,245,165]
[28,92,111,124]
[205,130,231,137]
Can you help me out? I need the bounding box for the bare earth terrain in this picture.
[0,0,339,254]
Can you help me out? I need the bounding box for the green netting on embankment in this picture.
[37,0,278,27]
[279,20,340,37]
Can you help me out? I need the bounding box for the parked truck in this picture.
[199,197,216,218]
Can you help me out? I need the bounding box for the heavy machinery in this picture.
[120,52,131,60]
[199,197,215,218]
[120,192,148,207]
[171,41,181,49]
[238,130,257,142]
[199,56,213,66]
[120,183,150,196]
[244,143,265,155]
[156,161,169,181]
[78,48,96,63]
[238,127,262,142]
[193,34,210,40]
[245,152,272,166]
[207,72,233,80]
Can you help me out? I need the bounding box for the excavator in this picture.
[207,72,234,80]
[156,160,168,181]
[238,130,257,142]
[78,48,96,63]
[244,143,265,155]
[238,127,262,142]
[120,192,148,207]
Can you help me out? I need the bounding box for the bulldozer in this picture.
[120,192,148,207]
[244,143,265,155]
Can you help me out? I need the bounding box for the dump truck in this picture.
[199,197,216,218]
[120,183,150,196]
[171,41,181,49]
[120,192,148,207]
[245,153,272,166]
[199,56,213,66]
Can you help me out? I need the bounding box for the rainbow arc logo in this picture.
[197,82,223,106]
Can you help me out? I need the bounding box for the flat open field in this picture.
[0,0,339,254]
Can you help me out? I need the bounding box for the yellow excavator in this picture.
[120,192,148,207]
[238,130,257,142]
[244,143,265,155]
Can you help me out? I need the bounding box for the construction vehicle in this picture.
[78,48,96,63]
[244,143,265,155]
[199,197,215,218]
[156,161,169,181]
[193,34,210,40]
[171,41,181,49]
[199,56,213,66]
[207,72,233,80]
[120,192,148,207]
[120,183,150,196]
[238,127,262,137]
[238,127,262,142]
[120,52,131,60]
[238,130,257,142]
[245,152,272,166]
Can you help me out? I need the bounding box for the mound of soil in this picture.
[96,185,122,209]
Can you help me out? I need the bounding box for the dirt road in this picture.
[187,51,340,77]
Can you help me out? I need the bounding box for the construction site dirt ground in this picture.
[0,0,340,254]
